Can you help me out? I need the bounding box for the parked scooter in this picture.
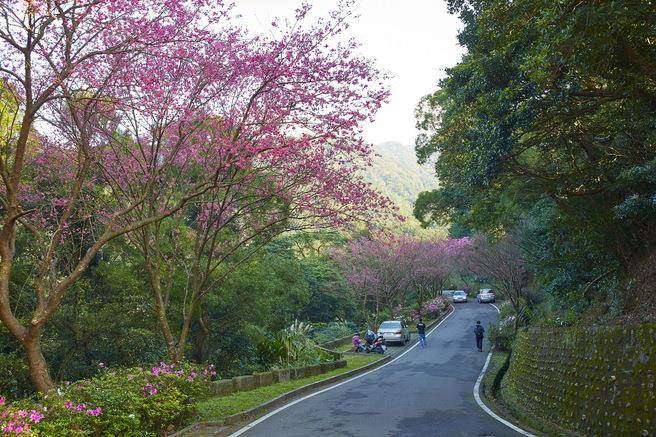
[363,329,376,353]
[363,329,386,354]
[369,334,387,354]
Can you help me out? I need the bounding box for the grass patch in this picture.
[195,354,382,421]
[480,350,510,401]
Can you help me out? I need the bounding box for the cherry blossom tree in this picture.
[335,235,470,324]
[0,0,241,392]
[118,5,392,362]
[466,235,531,321]
[0,0,390,391]
[401,237,470,311]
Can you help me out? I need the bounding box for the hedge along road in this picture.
[232,301,520,437]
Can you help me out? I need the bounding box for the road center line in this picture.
[229,306,456,436]
[473,303,535,436]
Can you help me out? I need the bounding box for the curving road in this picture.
[234,301,519,437]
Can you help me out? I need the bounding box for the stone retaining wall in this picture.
[502,324,656,435]
[208,359,347,397]
[319,334,357,350]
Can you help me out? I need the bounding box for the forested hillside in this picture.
[365,141,437,229]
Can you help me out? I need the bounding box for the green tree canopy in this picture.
[415,0,656,319]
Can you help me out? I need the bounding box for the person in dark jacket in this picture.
[416,318,427,348]
[474,320,485,352]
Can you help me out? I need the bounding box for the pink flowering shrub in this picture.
[0,362,215,435]
[391,297,449,325]
[409,297,450,321]
[0,396,44,435]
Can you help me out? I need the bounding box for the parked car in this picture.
[441,290,458,298]
[453,290,468,303]
[477,288,496,303]
[377,320,410,345]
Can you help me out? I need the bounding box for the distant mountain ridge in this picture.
[365,141,437,223]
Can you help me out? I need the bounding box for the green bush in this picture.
[0,353,33,398]
[0,362,214,436]
[309,321,357,344]
[497,301,515,320]
[489,302,519,351]
[256,321,332,369]
[488,321,515,352]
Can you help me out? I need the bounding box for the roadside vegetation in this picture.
[415,0,656,340]
[415,0,656,433]
[0,1,479,434]
[195,354,382,422]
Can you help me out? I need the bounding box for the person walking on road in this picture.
[474,320,485,352]
[416,318,427,348]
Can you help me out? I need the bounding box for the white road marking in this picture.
[229,306,456,436]
[473,303,535,436]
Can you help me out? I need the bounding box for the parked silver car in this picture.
[377,320,410,345]
[453,290,468,303]
[477,288,496,303]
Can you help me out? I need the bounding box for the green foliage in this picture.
[188,239,313,375]
[309,321,358,344]
[2,223,372,392]
[0,353,32,398]
[487,323,514,352]
[255,320,331,369]
[488,302,520,352]
[297,255,355,323]
[44,254,166,381]
[415,0,656,322]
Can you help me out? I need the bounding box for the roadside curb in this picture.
[173,354,392,436]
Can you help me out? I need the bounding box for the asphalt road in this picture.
[238,301,519,437]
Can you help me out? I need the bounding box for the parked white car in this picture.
[453,290,468,303]
[377,320,410,345]
[477,289,496,303]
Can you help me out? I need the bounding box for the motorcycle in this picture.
[363,330,376,353]
[366,334,386,354]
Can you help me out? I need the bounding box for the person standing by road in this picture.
[474,320,485,352]
[416,318,427,348]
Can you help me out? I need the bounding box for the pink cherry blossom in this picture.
[0,0,392,387]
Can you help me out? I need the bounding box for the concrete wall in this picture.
[319,334,358,350]
[502,324,656,435]
[208,359,347,397]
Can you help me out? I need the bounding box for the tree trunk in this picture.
[144,259,178,360]
[374,297,380,326]
[175,301,197,362]
[193,311,210,362]
[23,333,54,393]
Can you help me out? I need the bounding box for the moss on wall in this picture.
[502,324,656,436]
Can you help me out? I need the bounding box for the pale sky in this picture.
[234,0,464,146]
